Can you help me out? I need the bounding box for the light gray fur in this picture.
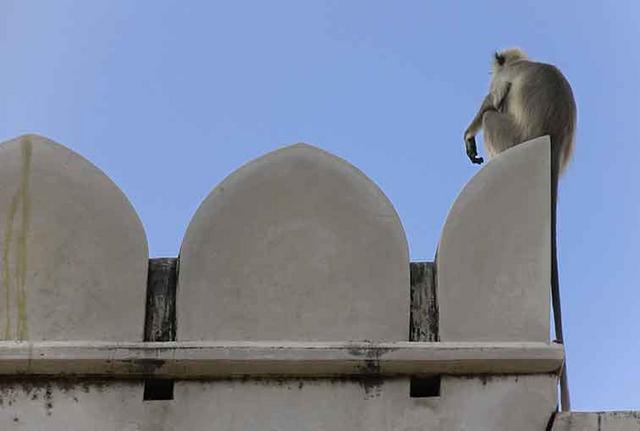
[464,48,576,173]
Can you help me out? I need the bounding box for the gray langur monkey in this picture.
[463,48,576,412]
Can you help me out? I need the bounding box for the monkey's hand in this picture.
[464,133,484,165]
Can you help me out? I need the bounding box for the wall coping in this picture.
[0,341,563,379]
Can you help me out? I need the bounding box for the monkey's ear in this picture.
[494,51,506,66]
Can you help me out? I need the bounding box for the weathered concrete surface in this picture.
[440,375,558,431]
[145,258,177,342]
[0,340,564,378]
[0,381,145,430]
[410,262,438,341]
[0,375,559,430]
[167,379,426,430]
[174,375,553,431]
[0,135,148,341]
[553,412,640,431]
[440,375,557,431]
[178,143,409,341]
[437,136,551,342]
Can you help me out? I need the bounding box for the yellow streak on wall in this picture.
[2,138,32,340]
[16,140,32,340]
[2,193,18,339]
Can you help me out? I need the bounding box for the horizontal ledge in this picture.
[0,341,563,379]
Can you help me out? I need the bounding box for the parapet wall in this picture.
[0,134,627,430]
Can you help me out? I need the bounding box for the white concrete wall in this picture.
[0,381,145,430]
[0,375,557,430]
[553,412,640,430]
[0,136,615,430]
[163,375,554,431]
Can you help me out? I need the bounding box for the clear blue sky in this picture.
[1,1,639,411]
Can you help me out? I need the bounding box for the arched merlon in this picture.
[437,136,551,342]
[0,135,148,341]
[178,143,409,341]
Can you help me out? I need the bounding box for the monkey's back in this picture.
[508,61,576,170]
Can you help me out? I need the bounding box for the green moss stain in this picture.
[2,139,32,340]
[16,141,31,339]
[2,194,18,339]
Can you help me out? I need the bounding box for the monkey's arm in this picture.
[464,94,493,139]
[463,94,493,164]
[463,81,513,164]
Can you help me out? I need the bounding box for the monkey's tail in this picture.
[551,151,571,412]
[545,407,558,431]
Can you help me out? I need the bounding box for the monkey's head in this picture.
[493,48,527,70]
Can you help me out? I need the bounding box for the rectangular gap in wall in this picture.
[410,375,441,398]
[143,258,177,402]
[143,379,174,401]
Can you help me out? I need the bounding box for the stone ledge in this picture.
[0,341,563,378]
[553,412,640,430]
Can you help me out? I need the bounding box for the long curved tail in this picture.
[551,150,570,411]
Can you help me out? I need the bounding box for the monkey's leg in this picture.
[481,110,520,157]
